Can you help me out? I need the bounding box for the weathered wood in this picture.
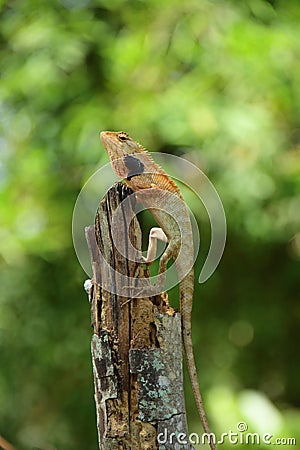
[85,182,193,450]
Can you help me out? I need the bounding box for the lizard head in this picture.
[100,130,182,195]
[100,131,145,179]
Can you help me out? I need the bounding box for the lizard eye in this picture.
[118,132,129,142]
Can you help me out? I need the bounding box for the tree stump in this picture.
[85,183,193,450]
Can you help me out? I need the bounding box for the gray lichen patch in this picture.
[130,310,186,423]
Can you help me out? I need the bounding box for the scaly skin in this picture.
[100,131,216,450]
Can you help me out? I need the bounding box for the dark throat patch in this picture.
[124,154,145,181]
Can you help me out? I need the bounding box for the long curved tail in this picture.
[180,271,216,450]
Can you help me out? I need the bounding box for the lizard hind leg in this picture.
[155,238,180,294]
[157,239,179,274]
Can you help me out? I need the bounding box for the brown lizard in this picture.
[100,130,216,450]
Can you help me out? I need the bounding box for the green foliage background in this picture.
[1,0,300,448]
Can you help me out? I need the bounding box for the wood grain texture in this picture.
[85,183,193,450]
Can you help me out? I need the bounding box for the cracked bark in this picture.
[85,183,193,450]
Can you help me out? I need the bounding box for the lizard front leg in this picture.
[143,228,180,294]
[142,227,168,264]
[142,227,174,292]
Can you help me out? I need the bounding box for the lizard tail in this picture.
[180,271,217,450]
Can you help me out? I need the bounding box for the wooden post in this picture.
[85,183,193,450]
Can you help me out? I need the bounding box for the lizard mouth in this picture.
[100,131,129,178]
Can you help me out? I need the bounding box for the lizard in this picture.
[100,130,216,450]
